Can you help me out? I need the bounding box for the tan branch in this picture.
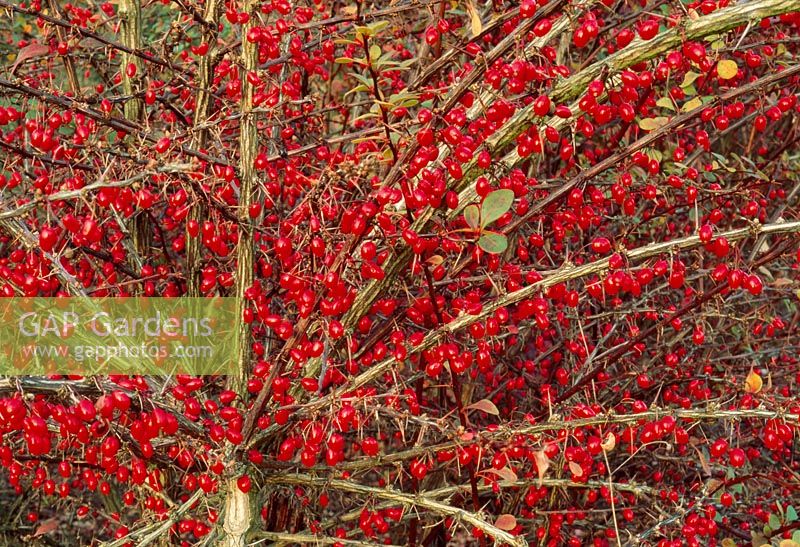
[264,473,528,546]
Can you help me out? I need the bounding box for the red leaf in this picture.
[33,518,59,537]
[11,43,50,75]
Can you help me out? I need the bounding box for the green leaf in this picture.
[787,506,798,523]
[682,83,698,97]
[350,73,373,88]
[367,20,389,34]
[334,57,354,64]
[480,189,514,228]
[345,84,370,96]
[681,71,701,88]
[478,231,508,254]
[792,530,800,543]
[463,204,480,230]
[769,513,781,530]
[369,44,381,62]
[656,97,675,111]
[644,148,663,163]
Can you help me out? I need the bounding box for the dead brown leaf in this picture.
[534,450,550,487]
[465,399,499,415]
[568,461,584,478]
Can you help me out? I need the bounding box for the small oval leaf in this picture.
[656,97,675,111]
[681,71,701,88]
[463,204,480,230]
[568,461,584,478]
[744,369,763,394]
[638,117,669,131]
[717,59,738,80]
[600,432,616,452]
[682,97,703,112]
[495,514,517,531]
[478,231,508,254]
[369,44,381,62]
[480,189,514,228]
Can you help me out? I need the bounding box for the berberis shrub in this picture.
[0,0,800,545]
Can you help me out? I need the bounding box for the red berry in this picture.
[154,137,171,154]
[728,448,746,468]
[236,475,251,493]
[39,226,58,252]
[591,237,611,254]
[698,224,713,243]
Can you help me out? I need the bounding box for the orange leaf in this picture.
[744,369,763,394]
[495,514,517,531]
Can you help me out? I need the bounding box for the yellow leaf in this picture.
[369,44,381,61]
[779,541,800,547]
[465,0,482,37]
[638,117,669,131]
[495,514,517,531]
[656,97,676,111]
[720,539,735,547]
[682,97,703,112]
[717,59,738,80]
[745,369,763,393]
